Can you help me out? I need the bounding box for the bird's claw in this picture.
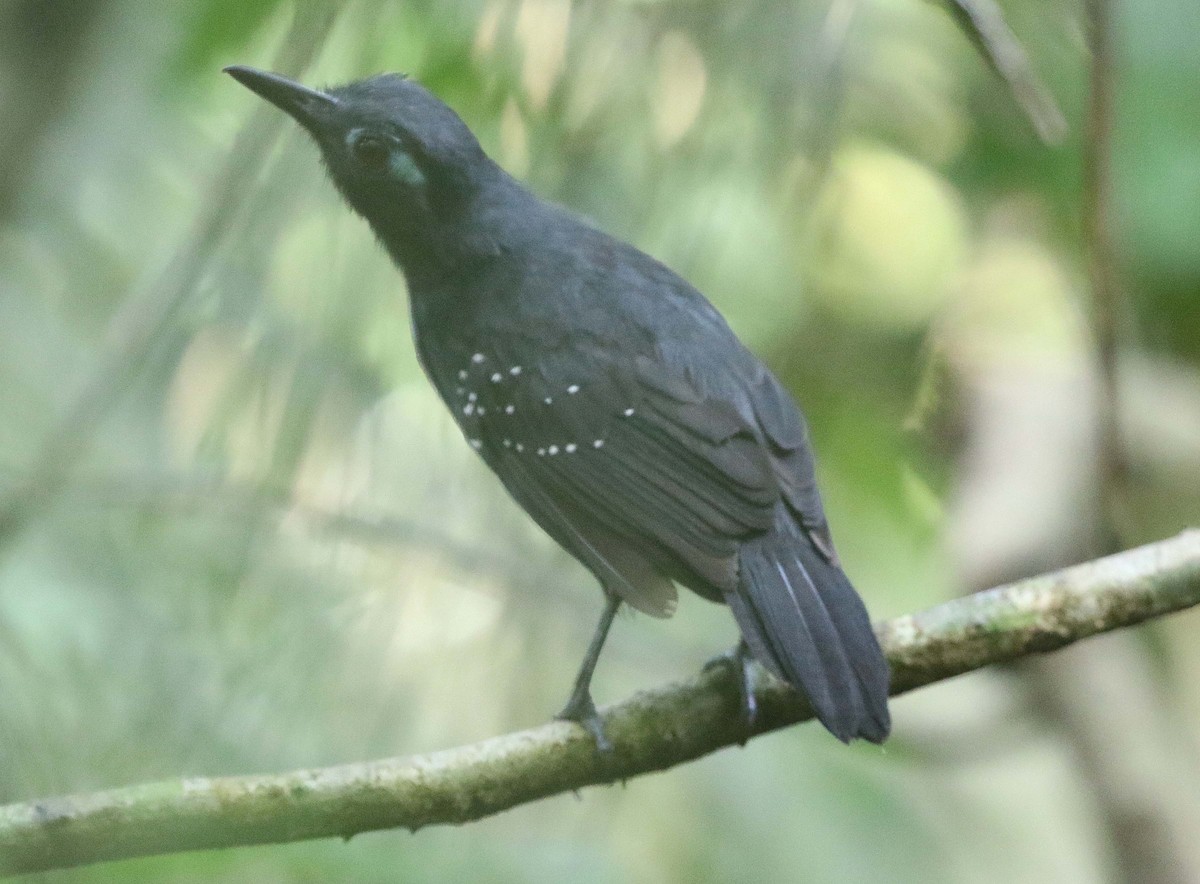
[556,692,613,754]
[704,643,759,741]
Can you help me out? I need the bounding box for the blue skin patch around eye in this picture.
[389,151,425,187]
[345,129,425,187]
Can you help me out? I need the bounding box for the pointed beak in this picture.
[223,65,339,131]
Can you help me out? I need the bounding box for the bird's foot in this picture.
[703,642,759,741]
[556,690,613,754]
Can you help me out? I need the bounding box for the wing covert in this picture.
[449,344,782,608]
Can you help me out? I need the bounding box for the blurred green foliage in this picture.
[1,0,1199,881]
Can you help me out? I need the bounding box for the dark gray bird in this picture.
[225,65,891,747]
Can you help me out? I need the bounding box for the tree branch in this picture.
[939,0,1067,143]
[3,531,1199,877]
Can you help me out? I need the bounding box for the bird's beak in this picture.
[223,65,339,131]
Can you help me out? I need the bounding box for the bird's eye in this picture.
[351,134,390,170]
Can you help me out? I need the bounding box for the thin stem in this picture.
[1082,0,1127,551]
[941,0,1068,143]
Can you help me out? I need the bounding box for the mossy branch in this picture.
[3,530,1199,877]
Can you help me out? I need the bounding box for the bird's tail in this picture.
[727,507,891,743]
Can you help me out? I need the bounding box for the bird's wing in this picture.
[733,352,839,562]
[454,344,799,615]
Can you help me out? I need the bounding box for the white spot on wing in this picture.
[548,445,559,455]
[472,353,485,364]
[623,408,635,417]
[565,443,577,453]
[567,384,579,394]
[458,370,468,381]
[468,438,482,450]
[504,404,515,414]
[593,439,605,449]
[509,366,522,376]
[490,372,502,383]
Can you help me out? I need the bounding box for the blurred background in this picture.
[2,0,1199,881]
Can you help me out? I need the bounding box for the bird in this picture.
[225,64,891,748]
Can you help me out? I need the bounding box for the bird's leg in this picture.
[704,639,759,739]
[556,593,621,752]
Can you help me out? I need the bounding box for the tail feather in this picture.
[730,508,891,743]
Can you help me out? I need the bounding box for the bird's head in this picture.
[225,65,501,269]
